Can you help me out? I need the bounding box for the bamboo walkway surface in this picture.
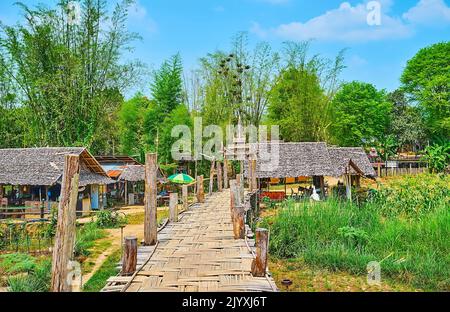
[102,190,277,292]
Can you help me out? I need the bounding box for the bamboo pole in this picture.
[251,228,269,277]
[51,155,80,292]
[144,153,158,246]
[169,192,179,223]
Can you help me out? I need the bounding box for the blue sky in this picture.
[1,0,450,97]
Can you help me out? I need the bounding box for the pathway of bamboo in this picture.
[104,190,277,292]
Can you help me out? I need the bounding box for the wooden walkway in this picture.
[102,190,277,292]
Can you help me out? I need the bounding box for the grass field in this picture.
[262,174,449,291]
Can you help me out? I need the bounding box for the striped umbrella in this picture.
[168,173,195,185]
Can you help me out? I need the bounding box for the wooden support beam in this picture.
[144,153,158,246]
[345,175,352,201]
[217,162,223,192]
[223,159,229,189]
[209,160,215,195]
[251,228,269,277]
[182,185,188,211]
[169,192,179,223]
[122,237,138,276]
[319,176,326,199]
[51,155,80,293]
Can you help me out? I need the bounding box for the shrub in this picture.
[95,210,127,229]
[7,259,51,292]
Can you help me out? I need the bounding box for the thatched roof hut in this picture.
[328,147,376,177]
[0,147,114,187]
[243,142,375,178]
[244,142,336,178]
[119,165,167,184]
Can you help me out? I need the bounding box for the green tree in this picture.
[401,42,450,141]
[0,0,143,153]
[268,41,345,142]
[387,90,427,151]
[118,94,150,157]
[330,81,392,147]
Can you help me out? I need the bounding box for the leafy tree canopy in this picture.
[330,81,392,147]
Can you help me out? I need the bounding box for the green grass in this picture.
[264,174,450,291]
[82,249,121,292]
[74,222,107,258]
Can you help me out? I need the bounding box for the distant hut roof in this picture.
[0,147,114,187]
[244,142,336,178]
[95,155,142,166]
[328,147,376,177]
[119,165,166,184]
[243,143,375,178]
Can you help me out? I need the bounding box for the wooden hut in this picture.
[118,165,167,206]
[0,147,114,218]
[243,143,375,200]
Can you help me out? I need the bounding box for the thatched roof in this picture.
[244,142,336,178]
[328,147,376,177]
[119,165,166,183]
[243,143,375,178]
[0,147,114,187]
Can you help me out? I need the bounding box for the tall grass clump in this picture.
[268,175,450,291]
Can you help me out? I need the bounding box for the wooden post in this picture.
[248,160,253,192]
[217,162,223,192]
[169,192,179,223]
[232,205,245,239]
[223,159,229,189]
[196,175,205,203]
[144,153,158,246]
[230,180,238,220]
[236,174,244,204]
[122,237,138,276]
[251,228,269,277]
[124,181,128,205]
[209,160,215,195]
[51,155,80,292]
[377,163,381,177]
[251,159,257,192]
[319,176,326,199]
[345,175,352,201]
[182,185,188,211]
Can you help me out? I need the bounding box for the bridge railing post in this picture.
[251,228,269,277]
[169,192,179,223]
[122,237,138,276]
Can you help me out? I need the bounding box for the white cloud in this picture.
[403,0,450,25]
[128,0,158,34]
[251,2,412,42]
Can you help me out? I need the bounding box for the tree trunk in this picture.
[51,155,80,292]
[144,153,158,246]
